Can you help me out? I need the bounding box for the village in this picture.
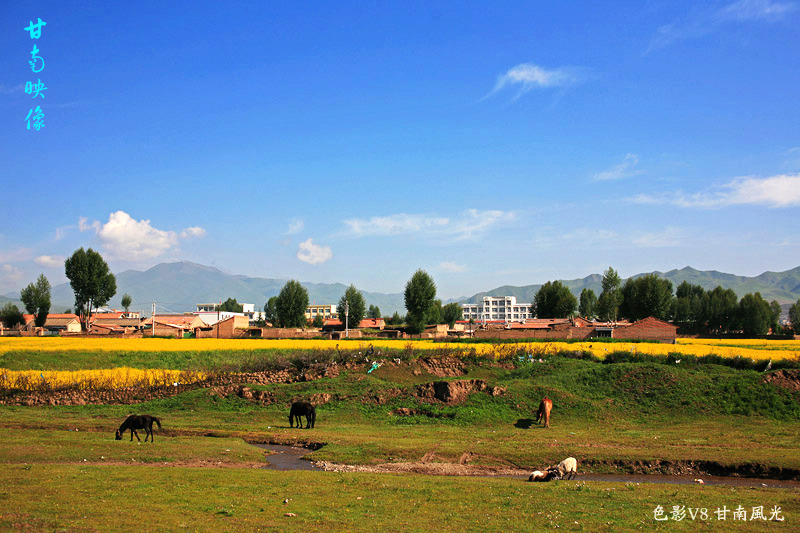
[3,298,680,344]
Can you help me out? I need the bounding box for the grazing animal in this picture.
[548,457,578,480]
[536,397,553,428]
[528,470,557,482]
[115,415,162,442]
[289,402,316,429]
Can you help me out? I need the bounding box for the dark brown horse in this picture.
[115,415,162,442]
[289,402,316,428]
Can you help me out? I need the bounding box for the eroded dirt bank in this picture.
[0,357,484,406]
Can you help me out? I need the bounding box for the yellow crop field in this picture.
[0,367,206,391]
[676,338,800,351]
[0,337,440,354]
[0,336,798,362]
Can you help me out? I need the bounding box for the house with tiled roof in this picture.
[22,313,82,333]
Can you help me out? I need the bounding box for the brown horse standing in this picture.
[536,397,553,428]
[115,415,162,442]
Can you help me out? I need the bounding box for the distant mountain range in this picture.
[4,262,799,316]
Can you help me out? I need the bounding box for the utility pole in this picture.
[152,302,156,337]
[344,299,349,338]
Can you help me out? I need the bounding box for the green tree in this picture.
[338,284,366,330]
[533,281,578,318]
[312,314,324,328]
[789,299,800,334]
[578,288,597,319]
[673,281,705,331]
[428,299,443,324]
[121,293,132,313]
[367,305,381,319]
[404,269,436,334]
[702,286,739,334]
[219,297,244,313]
[738,292,772,336]
[619,274,674,321]
[597,267,622,322]
[275,281,309,328]
[20,274,51,327]
[769,300,782,334]
[64,248,116,330]
[442,302,463,328]
[387,311,403,326]
[0,303,24,328]
[264,297,278,325]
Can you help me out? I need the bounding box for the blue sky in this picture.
[1,1,799,300]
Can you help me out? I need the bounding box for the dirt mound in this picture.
[414,379,504,404]
[414,357,468,377]
[0,365,341,406]
[763,369,800,392]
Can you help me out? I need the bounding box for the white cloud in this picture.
[344,214,450,236]
[285,218,304,235]
[632,227,682,248]
[485,63,586,101]
[79,211,207,261]
[297,238,332,265]
[78,216,100,232]
[648,0,795,51]
[54,225,73,241]
[716,0,796,22]
[437,261,467,273]
[0,247,33,263]
[0,83,25,95]
[593,154,641,181]
[180,227,207,239]
[343,209,515,240]
[630,173,800,208]
[1,264,24,283]
[34,255,65,268]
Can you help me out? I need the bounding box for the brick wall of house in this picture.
[612,317,677,343]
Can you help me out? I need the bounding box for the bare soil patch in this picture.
[763,369,800,392]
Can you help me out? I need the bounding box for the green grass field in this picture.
[1,350,799,530]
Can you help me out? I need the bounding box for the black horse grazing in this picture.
[115,414,162,442]
[289,402,316,429]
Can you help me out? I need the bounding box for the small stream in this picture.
[249,443,800,488]
[252,443,320,471]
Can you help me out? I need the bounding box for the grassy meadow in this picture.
[0,336,799,530]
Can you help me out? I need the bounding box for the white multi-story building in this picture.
[195,302,256,325]
[461,296,533,324]
[305,304,337,320]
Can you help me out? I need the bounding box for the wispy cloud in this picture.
[0,83,25,95]
[531,227,618,248]
[593,153,641,181]
[285,218,304,235]
[436,261,467,273]
[717,0,796,21]
[630,173,800,208]
[632,226,683,248]
[297,238,332,265]
[179,227,206,239]
[0,247,33,263]
[647,0,795,52]
[343,209,515,241]
[80,211,206,260]
[484,63,587,101]
[34,255,65,268]
[0,264,25,285]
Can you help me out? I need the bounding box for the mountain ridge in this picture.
[11,262,800,316]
